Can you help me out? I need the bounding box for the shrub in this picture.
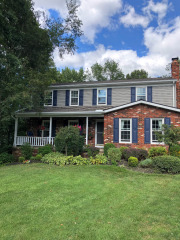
[123,148,148,161]
[84,145,99,157]
[30,156,36,161]
[35,154,42,160]
[20,143,33,159]
[148,147,167,158]
[0,152,15,165]
[90,154,107,165]
[152,156,180,174]
[139,159,153,168]
[38,144,53,156]
[72,155,90,165]
[104,143,116,157]
[119,146,128,159]
[41,152,64,164]
[108,148,122,165]
[169,144,180,157]
[18,156,25,162]
[128,157,138,167]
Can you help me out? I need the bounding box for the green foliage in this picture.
[104,143,116,157]
[108,148,122,165]
[71,156,90,166]
[126,69,148,79]
[35,154,42,160]
[0,153,15,165]
[20,143,33,159]
[38,145,53,156]
[139,159,153,168]
[119,146,128,159]
[152,156,180,174]
[148,147,167,158]
[84,145,99,157]
[55,126,84,156]
[57,67,85,83]
[41,152,65,165]
[90,155,108,165]
[19,156,25,163]
[128,157,138,167]
[169,144,180,157]
[123,148,148,161]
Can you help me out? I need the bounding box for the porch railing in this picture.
[15,136,55,147]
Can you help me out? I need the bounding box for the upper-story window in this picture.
[70,90,79,106]
[44,91,53,106]
[151,119,163,143]
[136,87,146,101]
[98,89,107,105]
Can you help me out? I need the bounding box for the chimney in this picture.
[171,58,180,108]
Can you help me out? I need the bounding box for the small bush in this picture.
[38,144,53,156]
[35,154,42,160]
[104,143,116,157]
[139,159,153,168]
[72,155,90,165]
[128,157,138,167]
[20,143,33,159]
[18,156,25,162]
[108,148,122,165]
[152,155,180,174]
[90,154,107,165]
[84,145,99,157]
[0,153,15,165]
[119,146,128,159]
[123,148,148,161]
[30,156,36,161]
[169,144,180,157]
[148,146,167,158]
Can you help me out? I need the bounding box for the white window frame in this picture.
[136,87,147,101]
[151,118,164,144]
[119,118,132,143]
[68,120,79,127]
[70,89,79,106]
[97,88,107,105]
[41,120,50,137]
[44,90,53,106]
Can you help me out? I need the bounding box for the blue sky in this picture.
[34,0,180,77]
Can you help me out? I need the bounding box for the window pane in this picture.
[44,91,52,105]
[98,90,106,97]
[137,88,146,94]
[98,97,106,104]
[71,91,78,98]
[152,120,162,130]
[137,96,146,101]
[98,89,106,104]
[71,98,78,105]
[121,131,130,142]
[121,120,130,130]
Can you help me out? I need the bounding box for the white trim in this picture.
[173,82,176,107]
[119,118,132,144]
[68,120,79,126]
[86,117,88,145]
[49,117,52,144]
[70,89,79,106]
[97,88,107,105]
[136,86,147,101]
[13,118,18,147]
[44,90,53,106]
[95,119,104,147]
[150,118,164,144]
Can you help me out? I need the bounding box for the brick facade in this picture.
[171,58,180,108]
[104,104,180,150]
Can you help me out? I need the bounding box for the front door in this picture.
[96,121,104,146]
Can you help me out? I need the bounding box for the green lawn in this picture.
[0,164,180,240]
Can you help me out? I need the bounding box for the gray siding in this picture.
[153,85,173,107]
[83,89,92,106]
[112,88,131,106]
[57,90,65,107]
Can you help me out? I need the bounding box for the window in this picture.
[41,120,50,137]
[120,119,131,143]
[68,120,79,127]
[136,87,146,101]
[98,89,107,105]
[70,90,79,106]
[151,119,163,143]
[44,91,53,106]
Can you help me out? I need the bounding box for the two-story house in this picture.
[14,57,180,149]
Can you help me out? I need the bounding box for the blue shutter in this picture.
[165,117,171,126]
[131,87,136,102]
[107,88,112,105]
[144,118,150,144]
[132,118,138,143]
[147,86,152,102]
[53,90,57,106]
[79,89,83,106]
[113,118,119,143]
[52,119,56,137]
[65,90,70,106]
[92,89,97,105]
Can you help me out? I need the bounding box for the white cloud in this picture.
[120,5,150,28]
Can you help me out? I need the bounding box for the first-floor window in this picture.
[120,119,131,143]
[44,91,53,106]
[70,90,79,106]
[151,119,163,143]
[41,120,50,137]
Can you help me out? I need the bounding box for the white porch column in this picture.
[49,117,52,144]
[86,116,88,145]
[13,117,18,147]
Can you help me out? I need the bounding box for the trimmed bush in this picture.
[119,146,128,159]
[18,156,25,162]
[169,144,180,157]
[20,143,33,159]
[38,144,53,156]
[108,148,122,165]
[139,159,153,168]
[35,154,42,160]
[148,146,167,158]
[104,143,116,157]
[152,155,180,174]
[123,148,148,161]
[90,154,107,165]
[84,145,99,157]
[128,157,138,167]
[0,152,15,165]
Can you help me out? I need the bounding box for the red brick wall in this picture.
[104,104,180,150]
[171,58,180,108]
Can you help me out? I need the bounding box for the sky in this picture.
[33,0,180,77]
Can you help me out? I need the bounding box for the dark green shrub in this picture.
[139,159,153,168]
[18,156,25,162]
[148,147,167,158]
[104,143,116,157]
[30,156,36,161]
[169,144,180,157]
[128,157,138,167]
[123,148,148,161]
[108,148,122,165]
[38,144,53,156]
[20,143,33,159]
[90,154,108,165]
[120,146,128,159]
[0,152,15,164]
[152,156,180,173]
[35,154,42,160]
[84,145,99,157]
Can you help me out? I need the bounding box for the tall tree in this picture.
[126,69,148,79]
[57,67,85,83]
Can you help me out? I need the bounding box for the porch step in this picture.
[99,148,104,154]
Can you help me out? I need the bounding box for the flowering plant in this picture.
[74,125,82,131]
[23,160,30,164]
[41,126,45,130]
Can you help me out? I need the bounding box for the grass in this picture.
[0,164,180,240]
